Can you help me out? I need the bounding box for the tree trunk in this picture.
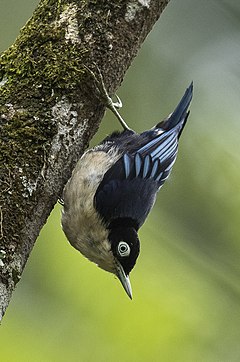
[0,0,169,321]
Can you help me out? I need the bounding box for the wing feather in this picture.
[95,126,181,225]
[123,154,131,178]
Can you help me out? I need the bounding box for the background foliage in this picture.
[1,0,240,361]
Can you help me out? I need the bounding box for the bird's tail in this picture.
[156,82,193,138]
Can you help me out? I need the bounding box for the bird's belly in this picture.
[61,148,120,272]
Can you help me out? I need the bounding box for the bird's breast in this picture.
[61,147,120,272]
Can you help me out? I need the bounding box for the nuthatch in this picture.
[61,70,193,298]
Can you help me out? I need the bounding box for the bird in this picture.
[61,70,193,299]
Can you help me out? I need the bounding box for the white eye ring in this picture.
[118,241,130,257]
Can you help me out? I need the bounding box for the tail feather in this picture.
[156,82,193,135]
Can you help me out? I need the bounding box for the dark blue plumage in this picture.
[95,82,193,230]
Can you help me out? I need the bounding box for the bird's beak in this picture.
[115,260,132,299]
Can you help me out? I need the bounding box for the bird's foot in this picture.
[84,65,132,131]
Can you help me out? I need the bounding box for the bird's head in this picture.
[108,226,140,299]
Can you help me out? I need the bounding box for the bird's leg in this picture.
[84,65,132,131]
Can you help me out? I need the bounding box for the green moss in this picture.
[0,1,92,105]
[0,26,87,102]
[0,0,131,104]
[0,0,94,184]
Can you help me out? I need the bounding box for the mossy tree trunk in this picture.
[0,0,169,321]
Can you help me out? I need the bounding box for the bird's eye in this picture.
[117,241,130,257]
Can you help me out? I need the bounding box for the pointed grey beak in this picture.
[115,260,132,299]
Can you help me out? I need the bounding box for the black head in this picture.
[108,225,140,298]
[109,226,140,274]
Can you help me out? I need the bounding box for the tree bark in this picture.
[0,0,169,321]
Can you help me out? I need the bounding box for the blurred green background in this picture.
[1,0,240,361]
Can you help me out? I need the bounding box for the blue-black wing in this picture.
[95,83,193,228]
[94,127,180,229]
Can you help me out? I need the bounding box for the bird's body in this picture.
[62,79,193,298]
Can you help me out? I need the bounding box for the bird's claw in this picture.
[113,94,122,110]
